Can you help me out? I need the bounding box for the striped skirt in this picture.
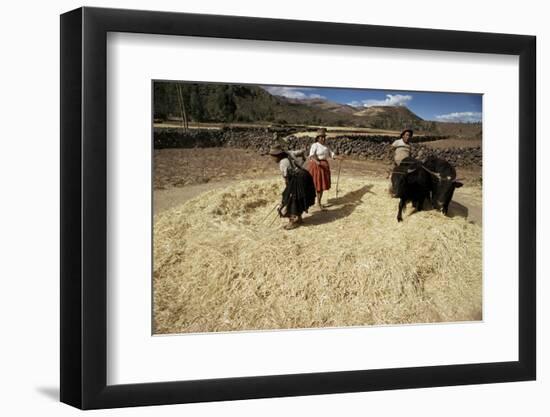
[306,160,331,192]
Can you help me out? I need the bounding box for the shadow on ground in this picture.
[35,386,59,401]
[388,196,471,223]
[446,200,469,220]
[304,184,373,226]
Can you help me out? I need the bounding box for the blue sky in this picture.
[262,85,482,123]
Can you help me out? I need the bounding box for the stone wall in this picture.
[154,128,481,167]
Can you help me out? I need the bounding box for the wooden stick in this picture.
[335,159,342,199]
[259,203,279,225]
[267,209,281,227]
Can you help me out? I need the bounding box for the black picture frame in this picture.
[60,6,536,410]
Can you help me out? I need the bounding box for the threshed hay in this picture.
[153,177,482,334]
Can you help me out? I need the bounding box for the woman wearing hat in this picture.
[392,128,413,166]
[269,144,316,230]
[306,128,342,209]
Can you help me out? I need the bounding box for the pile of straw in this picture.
[153,177,482,334]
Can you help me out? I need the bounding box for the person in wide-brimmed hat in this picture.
[400,128,413,139]
[269,145,316,230]
[392,128,414,166]
[306,128,343,210]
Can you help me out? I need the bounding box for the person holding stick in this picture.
[269,145,316,230]
[306,128,343,210]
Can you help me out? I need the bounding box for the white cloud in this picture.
[364,94,413,107]
[262,86,325,100]
[347,94,413,108]
[435,111,482,123]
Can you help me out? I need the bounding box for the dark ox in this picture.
[390,157,431,222]
[423,156,463,215]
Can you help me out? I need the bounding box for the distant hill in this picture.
[283,97,357,115]
[154,82,480,136]
[352,105,424,130]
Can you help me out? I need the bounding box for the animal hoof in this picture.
[397,217,403,222]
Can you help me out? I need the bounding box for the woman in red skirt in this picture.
[306,128,342,209]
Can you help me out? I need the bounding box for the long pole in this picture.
[335,159,342,199]
[267,208,281,227]
[259,203,279,225]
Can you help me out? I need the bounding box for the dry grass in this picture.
[153,177,482,334]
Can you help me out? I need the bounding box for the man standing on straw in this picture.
[306,128,343,210]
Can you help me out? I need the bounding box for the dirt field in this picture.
[154,148,481,190]
[424,138,482,149]
[153,148,483,334]
[153,148,397,190]
[292,128,401,137]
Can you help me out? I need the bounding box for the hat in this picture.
[316,128,327,137]
[268,144,286,156]
[400,129,413,138]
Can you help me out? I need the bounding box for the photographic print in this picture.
[152,81,483,335]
